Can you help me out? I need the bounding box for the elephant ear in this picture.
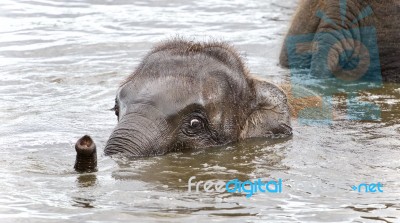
[240,76,292,139]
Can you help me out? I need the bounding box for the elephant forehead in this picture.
[118,75,235,117]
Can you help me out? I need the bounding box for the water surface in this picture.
[1,0,400,222]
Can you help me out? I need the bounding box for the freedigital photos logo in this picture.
[187,176,282,198]
[286,0,382,125]
[351,182,383,193]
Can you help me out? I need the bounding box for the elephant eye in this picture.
[190,118,202,128]
[111,97,119,118]
[111,104,119,117]
[182,116,206,136]
[114,107,119,117]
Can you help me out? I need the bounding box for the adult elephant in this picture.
[280,0,399,82]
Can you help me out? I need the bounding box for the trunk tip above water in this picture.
[74,135,97,173]
[75,135,96,156]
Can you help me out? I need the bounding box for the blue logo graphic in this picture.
[226,178,282,198]
[286,0,382,125]
[187,176,282,198]
[351,182,383,193]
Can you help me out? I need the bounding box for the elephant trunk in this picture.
[104,110,169,157]
[74,135,97,173]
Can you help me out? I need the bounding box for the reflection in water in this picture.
[112,137,289,189]
[76,174,98,188]
[72,197,96,209]
[365,83,400,123]
[72,174,98,209]
[290,68,400,125]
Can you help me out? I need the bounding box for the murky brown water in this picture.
[1,0,400,222]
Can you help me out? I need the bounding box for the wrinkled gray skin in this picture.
[104,39,292,157]
[280,0,400,82]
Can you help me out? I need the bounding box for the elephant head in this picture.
[104,39,292,157]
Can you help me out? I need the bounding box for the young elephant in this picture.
[280,0,399,82]
[104,39,292,157]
